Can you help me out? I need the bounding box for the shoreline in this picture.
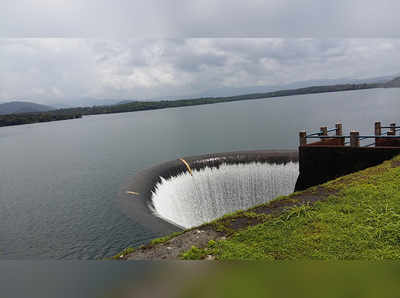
[1,82,390,128]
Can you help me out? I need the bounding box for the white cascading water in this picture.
[151,162,299,229]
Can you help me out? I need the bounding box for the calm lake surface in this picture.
[1,88,399,259]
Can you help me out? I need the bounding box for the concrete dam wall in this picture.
[295,145,400,191]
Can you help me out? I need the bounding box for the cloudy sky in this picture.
[1,1,399,106]
[2,0,400,37]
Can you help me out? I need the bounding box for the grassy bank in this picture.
[120,155,400,260]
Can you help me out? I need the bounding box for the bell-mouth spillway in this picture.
[118,150,299,232]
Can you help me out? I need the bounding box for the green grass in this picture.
[184,155,400,260]
[181,245,208,260]
[111,247,135,260]
[111,232,183,259]
[149,231,183,246]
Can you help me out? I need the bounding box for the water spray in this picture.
[151,162,299,228]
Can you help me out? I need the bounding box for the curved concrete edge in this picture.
[117,149,298,233]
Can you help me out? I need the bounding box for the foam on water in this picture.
[151,162,299,228]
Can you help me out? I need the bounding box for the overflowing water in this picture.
[151,162,299,228]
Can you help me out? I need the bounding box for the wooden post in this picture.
[335,123,344,145]
[299,131,307,146]
[320,126,327,141]
[335,123,342,136]
[390,123,396,135]
[350,130,360,147]
[375,122,382,146]
[374,122,381,136]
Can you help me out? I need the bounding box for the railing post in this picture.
[375,122,382,146]
[374,122,381,136]
[299,131,307,146]
[335,123,342,136]
[350,130,360,147]
[320,126,327,141]
[335,123,344,145]
[390,123,396,135]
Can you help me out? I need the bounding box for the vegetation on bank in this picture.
[0,111,81,127]
[0,82,380,127]
[111,231,183,259]
[181,155,400,260]
[57,82,380,117]
[119,155,400,260]
[112,247,135,260]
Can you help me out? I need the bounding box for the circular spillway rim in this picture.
[151,160,299,228]
[118,149,299,231]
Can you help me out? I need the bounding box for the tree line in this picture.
[0,112,82,127]
[0,82,381,127]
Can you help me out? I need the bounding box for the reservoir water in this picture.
[0,88,399,259]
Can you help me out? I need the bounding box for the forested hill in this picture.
[0,112,82,127]
[0,81,390,127]
[383,77,400,88]
[0,101,54,115]
[58,82,381,116]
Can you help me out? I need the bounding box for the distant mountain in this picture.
[383,77,400,88]
[5,74,397,110]
[116,100,136,105]
[71,98,128,107]
[0,101,54,115]
[0,78,394,127]
[193,74,400,98]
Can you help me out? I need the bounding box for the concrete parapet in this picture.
[295,146,400,191]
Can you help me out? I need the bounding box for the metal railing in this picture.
[299,122,400,148]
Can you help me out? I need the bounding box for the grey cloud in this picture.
[160,40,228,72]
